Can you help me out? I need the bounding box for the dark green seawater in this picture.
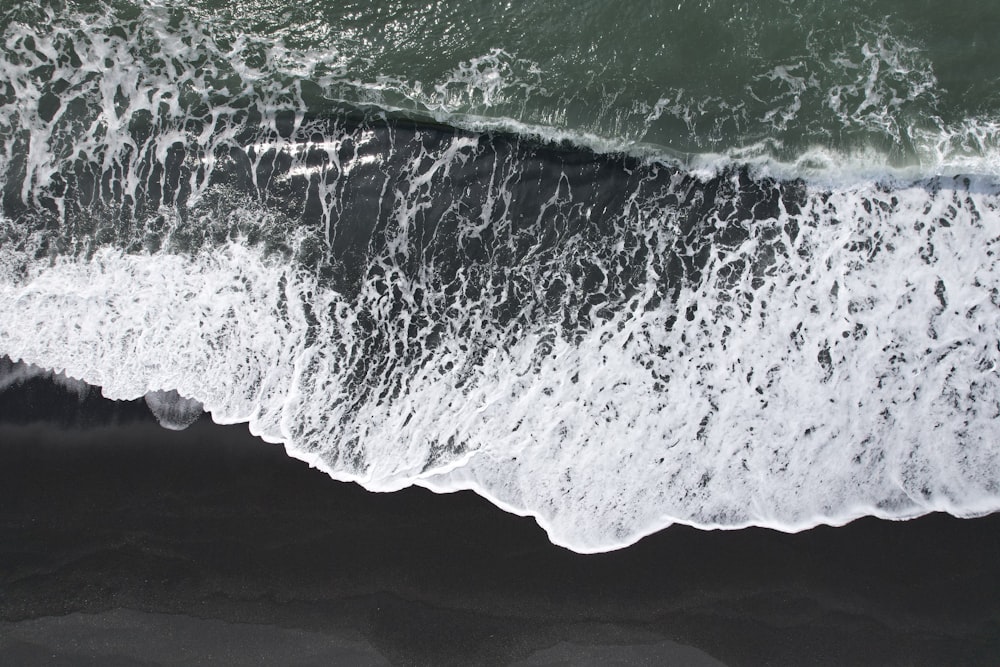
[2,0,1000,552]
[4,0,1000,168]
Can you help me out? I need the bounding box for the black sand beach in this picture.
[1,381,999,666]
[6,3,1000,665]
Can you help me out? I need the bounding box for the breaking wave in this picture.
[2,0,1000,551]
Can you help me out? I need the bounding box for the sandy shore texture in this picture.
[1,380,999,665]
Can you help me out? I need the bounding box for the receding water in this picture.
[2,1,1000,551]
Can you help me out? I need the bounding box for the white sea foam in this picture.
[4,1,1000,196]
[0,358,91,400]
[144,390,204,430]
[3,172,1000,552]
[3,2,1000,552]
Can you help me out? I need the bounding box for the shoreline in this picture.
[1,417,998,665]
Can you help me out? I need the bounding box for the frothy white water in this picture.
[4,0,1000,194]
[3,1,1000,552]
[3,173,1000,552]
[144,390,204,430]
[0,358,91,400]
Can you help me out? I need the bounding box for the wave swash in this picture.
[2,2,1000,551]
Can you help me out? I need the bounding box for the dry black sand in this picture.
[1,382,999,665]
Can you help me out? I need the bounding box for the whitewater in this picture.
[2,1,1000,552]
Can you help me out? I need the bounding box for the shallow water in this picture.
[2,1,1000,551]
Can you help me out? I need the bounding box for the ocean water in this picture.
[1,0,999,552]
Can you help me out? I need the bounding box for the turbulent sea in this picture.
[2,0,1000,552]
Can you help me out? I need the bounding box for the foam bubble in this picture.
[144,390,204,430]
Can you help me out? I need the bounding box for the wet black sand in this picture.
[1,384,999,665]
